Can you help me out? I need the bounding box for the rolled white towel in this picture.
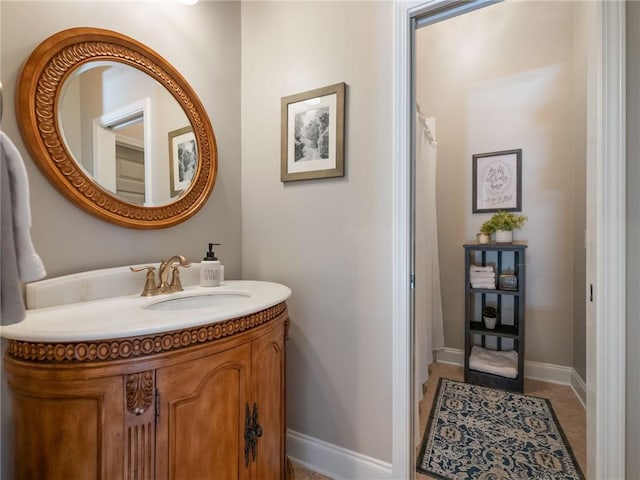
[469,345,518,379]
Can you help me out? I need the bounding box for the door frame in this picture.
[391,1,626,479]
[93,97,153,204]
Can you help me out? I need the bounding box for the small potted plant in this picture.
[477,221,493,244]
[487,211,527,243]
[482,306,498,330]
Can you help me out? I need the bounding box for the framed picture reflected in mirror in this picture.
[169,126,197,197]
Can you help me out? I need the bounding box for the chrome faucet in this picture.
[130,255,191,296]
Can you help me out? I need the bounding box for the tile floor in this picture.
[293,362,586,480]
[291,462,333,480]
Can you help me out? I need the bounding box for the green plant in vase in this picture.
[476,221,493,244]
[486,211,527,243]
[482,306,497,330]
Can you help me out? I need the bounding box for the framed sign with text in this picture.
[472,149,522,213]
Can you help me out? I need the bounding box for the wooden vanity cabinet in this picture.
[4,303,288,480]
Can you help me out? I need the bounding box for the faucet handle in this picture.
[169,262,191,292]
[169,266,184,292]
[130,266,158,296]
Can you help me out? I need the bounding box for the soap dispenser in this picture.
[200,243,222,287]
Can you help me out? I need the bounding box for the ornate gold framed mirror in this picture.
[16,27,217,229]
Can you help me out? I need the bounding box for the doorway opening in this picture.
[391,2,626,479]
[412,0,588,459]
[93,98,151,205]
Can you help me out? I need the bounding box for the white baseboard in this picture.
[570,368,587,408]
[434,347,464,366]
[525,359,574,384]
[287,429,392,480]
[434,348,587,408]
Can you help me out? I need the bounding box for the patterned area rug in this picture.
[417,378,584,479]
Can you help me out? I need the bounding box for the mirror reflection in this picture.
[59,61,194,206]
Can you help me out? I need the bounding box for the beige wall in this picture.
[1,1,241,279]
[1,1,241,476]
[415,1,587,369]
[241,1,393,462]
[571,2,588,382]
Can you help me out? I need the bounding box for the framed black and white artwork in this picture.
[280,82,346,182]
[169,126,197,197]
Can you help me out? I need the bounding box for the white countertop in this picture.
[1,281,292,343]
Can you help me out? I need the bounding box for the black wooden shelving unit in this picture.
[463,241,527,392]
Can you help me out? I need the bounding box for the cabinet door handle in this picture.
[250,402,263,462]
[155,389,160,424]
[252,402,263,439]
[244,404,253,467]
[244,402,263,466]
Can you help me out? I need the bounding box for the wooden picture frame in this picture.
[281,82,346,182]
[472,149,522,213]
[169,126,197,197]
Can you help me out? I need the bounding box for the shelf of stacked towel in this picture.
[468,345,518,379]
[469,264,495,289]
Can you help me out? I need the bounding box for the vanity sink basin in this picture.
[0,264,291,343]
[145,293,250,311]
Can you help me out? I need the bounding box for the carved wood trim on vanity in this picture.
[126,371,154,415]
[125,371,156,479]
[7,302,287,363]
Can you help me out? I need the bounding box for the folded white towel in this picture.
[470,265,494,272]
[470,272,495,279]
[469,345,518,379]
[471,282,496,289]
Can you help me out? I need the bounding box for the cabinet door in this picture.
[9,375,123,480]
[155,343,252,480]
[252,323,286,479]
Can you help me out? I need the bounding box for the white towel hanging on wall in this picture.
[1,131,46,325]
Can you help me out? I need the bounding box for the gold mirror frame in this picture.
[16,27,217,229]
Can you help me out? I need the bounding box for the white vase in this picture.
[483,316,497,329]
[495,229,513,243]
